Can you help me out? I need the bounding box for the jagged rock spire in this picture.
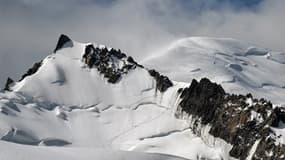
[53,34,73,53]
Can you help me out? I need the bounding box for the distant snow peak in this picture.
[143,36,285,104]
[53,34,73,53]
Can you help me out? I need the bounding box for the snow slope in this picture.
[12,41,155,107]
[0,140,187,160]
[143,37,285,104]
[0,37,230,160]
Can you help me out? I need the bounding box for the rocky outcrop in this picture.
[253,136,285,160]
[148,69,173,92]
[20,61,42,81]
[127,56,144,68]
[53,34,73,53]
[82,44,142,83]
[81,44,172,90]
[176,78,285,159]
[4,77,14,91]
[272,107,285,127]
[179,78,225,124]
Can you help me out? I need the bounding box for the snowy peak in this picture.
[9,34,173,108]
[53,34,73,53]
[0,35,189,159]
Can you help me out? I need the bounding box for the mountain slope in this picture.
[12,36,152,107]
[0,140,187,160]
[143,37,285,104]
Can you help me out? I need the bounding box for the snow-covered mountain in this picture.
[0,35,285,160]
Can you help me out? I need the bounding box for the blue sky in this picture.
[0,0,284,86]
[173,0,263,11]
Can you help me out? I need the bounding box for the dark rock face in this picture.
[253,136,285,159]
[81,44,171,88]
[176,78,285,159]
[148,69,173,92]
[179,78,225,124]
[83,44,98,68]
[20,61,42,81]
[4,77,14,91]
[272,107,285,127]
[211,94,275,159]
[53,34,73,53]
[127,56,144,68]
[82,44,142,83]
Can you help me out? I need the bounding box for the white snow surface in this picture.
[0,38,231,160]
[0,140,187,160]
[0,36,284,160]
[143,37,285,104]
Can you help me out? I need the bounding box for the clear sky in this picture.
[0,0,284,86]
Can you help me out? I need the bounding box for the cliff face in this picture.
[176,78,285,159]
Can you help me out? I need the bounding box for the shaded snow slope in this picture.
[143,37,285,104]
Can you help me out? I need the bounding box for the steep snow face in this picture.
[143,37,285,104]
